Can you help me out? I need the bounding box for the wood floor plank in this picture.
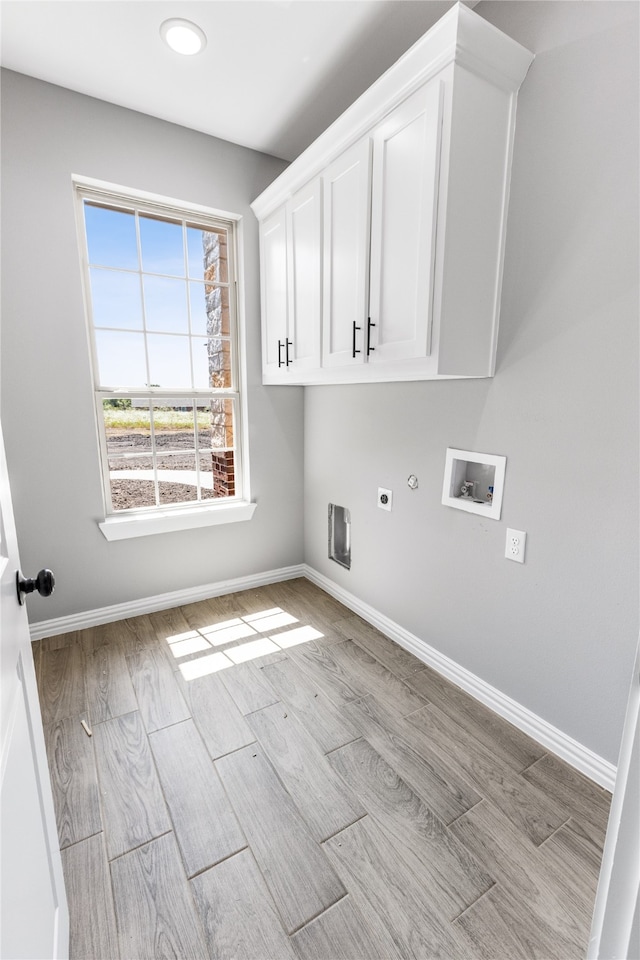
[93,711,171,860]
[148,605,195,646]
[522,753,611,846]
[539,818,603,913]
[176,670,256,759]
[266,580,351,641]
[454,890,539,960]
[455,882,586,960]
[44,717,101,849]
[294,578,352,624]
[407,705,567,844]
[260,656,358,753]
[117,614,159,654]
[111,832,209,960]
[323,816,467,959]
[344,696,481,824]
[328,737,493,919]
[191,849,297,960]
[220,661,280,715]
[292,895,403,960]
[81,621,125,656]
[333,617,424,679]
[449,800,592,940]
[215,744,345,933]
[61,833,118,960]
[245,702,365,842]
[126,644,190,732]
[39,630,80,652]
[288,640,369,707]
[86,637,138,725]
[328,640,426,716]
[37,643,86,725]
[149,719,246,878]
[407,665,546,771]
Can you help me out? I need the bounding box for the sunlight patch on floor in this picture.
[170,605,322,680]
[179,651,233,681]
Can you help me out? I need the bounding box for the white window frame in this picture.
[73,175,255,540]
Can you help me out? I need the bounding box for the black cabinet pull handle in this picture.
[277,339,284,368]
[367,318,376,355]
[285,339,293,366]
[352,322,361,358]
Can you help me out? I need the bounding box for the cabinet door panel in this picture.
[369,80,443,363]
[322,138,372,368]
[260,207,288,376]
[288,179,321,371]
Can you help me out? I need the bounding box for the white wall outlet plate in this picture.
[505,528,526,563]
[378,487,393,511]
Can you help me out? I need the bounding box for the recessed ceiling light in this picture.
[160,18,207,56]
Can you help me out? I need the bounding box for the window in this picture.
[75,179,254,538]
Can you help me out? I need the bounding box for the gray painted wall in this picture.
[304,1,639,765]
[1,71,302,621]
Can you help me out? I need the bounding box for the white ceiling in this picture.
[0,1,472,161]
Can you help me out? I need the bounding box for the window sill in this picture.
[98,501,257,541]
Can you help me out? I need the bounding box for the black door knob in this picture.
[16,569,55,606]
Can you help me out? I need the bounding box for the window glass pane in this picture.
[85,204,138,270]
[139,215,185,276]
[152,400,195,453]
[211,449,235,498]
[95,331,147,387]
[90,269,143,330]
[187,226,229,283]
[147,334,191,389]
[157,452,199,505]
[102,400,152,460]
[108,456,157,511]
[192,337,232,389]
[199,453,215,500]
[143,277,188,333]
[152,399,197,506]
[188,282,209,336]
[210,398,235,450]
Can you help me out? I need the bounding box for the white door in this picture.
[287,177,322,373]
[322,137,372,368]
[0,421,68,959]
[368,79,443,364]
[260,205,289,379]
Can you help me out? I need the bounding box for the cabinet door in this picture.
[322,137,372,368]
[368,80,443,364]
[260,205,288,377]
[287,178,321,372]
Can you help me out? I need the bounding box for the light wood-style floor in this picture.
[33,577,611,960]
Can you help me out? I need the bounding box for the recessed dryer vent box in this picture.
[442,448,506,520]
[328,503,351,569]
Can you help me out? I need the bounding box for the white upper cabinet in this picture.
[260,179,322,378]
[287,178,322,373]
[368,79,443,365]
[252,3,534,385]
[259,206,289,378]
[322,138,372,369]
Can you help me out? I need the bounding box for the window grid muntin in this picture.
[98,392,240,514]
[80,186,240,516]
[85,205,233,393]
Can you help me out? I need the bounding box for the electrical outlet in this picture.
[378,487,393,511]
[505,528,526,563]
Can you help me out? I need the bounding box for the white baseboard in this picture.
[28,564,306,642]
[303,564,616,792]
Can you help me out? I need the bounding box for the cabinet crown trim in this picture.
[251,3,533,220]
